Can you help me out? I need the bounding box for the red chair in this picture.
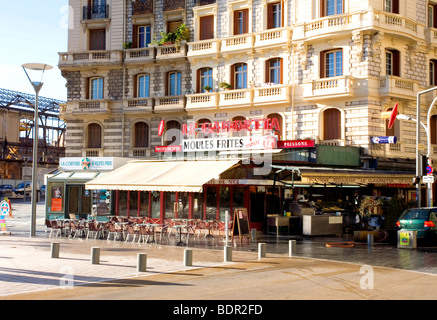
[125,225,139,242]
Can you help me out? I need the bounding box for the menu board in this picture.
[232,208,251,243]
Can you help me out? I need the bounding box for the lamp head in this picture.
[22,63,53,93]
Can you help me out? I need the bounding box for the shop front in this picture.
[45,157,129,220]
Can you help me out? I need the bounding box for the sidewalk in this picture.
[2,201,437,299]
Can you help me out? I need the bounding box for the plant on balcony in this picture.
[219,82,232,90]
[159,24,190,49]
[203,85,212,92]
[123,41,132,49]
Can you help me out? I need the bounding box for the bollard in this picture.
[367,234,374,246]
[289,240,296,257]
[184,249,193,266]
[224,245,232,262]
[91,247,100,265]
[51,242,60,259]
[251,228,257,241]
[258,242,266,259]
[137,253,147,272]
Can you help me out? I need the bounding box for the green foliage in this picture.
[159,24,190,48]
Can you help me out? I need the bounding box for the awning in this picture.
[85,160,240,192]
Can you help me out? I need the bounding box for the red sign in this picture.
[388,102,398,129]
[154,145,182,153]
[158,120,165,137]
[277,140,315,149]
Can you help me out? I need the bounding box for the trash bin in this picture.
[397,230,417,249]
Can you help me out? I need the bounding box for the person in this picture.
[52,186,62,198]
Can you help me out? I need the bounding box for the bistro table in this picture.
[172,224,187,246]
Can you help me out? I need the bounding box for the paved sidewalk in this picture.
[2,200,437,299]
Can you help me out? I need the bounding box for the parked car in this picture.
[40,185,46,197]
[12,182,40,199]
[396,207,437,244]
[0,184,13,197]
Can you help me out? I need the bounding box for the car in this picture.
[12,182,40,198]
[396,207,437,244]
[0,184,13,196]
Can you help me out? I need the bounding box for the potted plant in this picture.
[203,85,212,92]
[123,41,132,49]
[219,82,232,90]
[158,24,190,49]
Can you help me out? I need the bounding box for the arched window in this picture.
[266,58,282,84]
[267,113,283,140]
[232,116,247,137]
[87,123,102,148]
[165,120,181,146]
[197,68,213,93]
[232,63,248,89]
[134,122,149,148]
[323,109,341,140]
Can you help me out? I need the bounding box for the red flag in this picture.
[388,102,398,129]
[158,120,165,136]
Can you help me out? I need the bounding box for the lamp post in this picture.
[22,63,53,237]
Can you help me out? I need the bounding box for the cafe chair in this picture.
[69,213,76,219]
[138,225,153,243]
[45,220,53,234]
[86,221,101,240]
[107,223,123,241]
[125,225,139,243]
[49,220,64,237]
[69,220,85,238]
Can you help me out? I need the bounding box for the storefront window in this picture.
[118,191,128,216]
[219,187,231,221]
[140,191,149,217]
[206,187,217,220]
[266,187,281,215]
[250,186,265,223]
[178,192,189,219]
[129,191,139,216]
[165,192,176,219]
[193,192,204,219]
[151,191,161,219]
[92,190,111,217]
[48,183,64,213]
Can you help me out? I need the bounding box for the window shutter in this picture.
[267,3,274,29]
[196,69,201,93]
[393,50,400,76]
[133,75,138,98]
[265,59,270,83]
[230,65,235,89]
[393,0,399,14]
[132,25,138,48]
[86,78,90,99]
[279,58,283,84]
[431,116,437,145]
[243,9,248,34]
[200,16,214,40]
[320,0,325,17]
[320,50,326,78]
[233,11,239,35]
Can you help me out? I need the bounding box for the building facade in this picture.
[56,0,437,228]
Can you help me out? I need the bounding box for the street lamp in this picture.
[22,63,53,237]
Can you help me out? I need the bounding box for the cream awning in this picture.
[85,160,240,192]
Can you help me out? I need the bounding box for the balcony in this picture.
[164,0,185,11]
[186,92,219,110]
[425,28,437,48]
[218,89,252,108]
[187,39,220,58]
[124,47,155,64]
[254,28,292,51]
[253,84,291,105]
[302,76,353,100]
[58,50,122,68]
[123,98,153,113]
[132,0,153,15]
[293,9,421,41]
[221,34,254,55]
[64,100,110,115]
[154,95,185,113]
[83,5,109,20]
[156,43,187,60]
[379,76,418,99]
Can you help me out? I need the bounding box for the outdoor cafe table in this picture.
[172,224,187,246]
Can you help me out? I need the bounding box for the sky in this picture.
[0,1,69,101]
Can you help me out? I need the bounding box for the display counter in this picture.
[267,214,300,235]
[302,215,343,236]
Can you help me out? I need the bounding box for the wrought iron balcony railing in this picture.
[132,0,153,15]
[83,5,109,20]
[164,0,185,11]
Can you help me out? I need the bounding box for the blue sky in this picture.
[0,1,69,101]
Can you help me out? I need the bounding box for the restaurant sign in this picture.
[59,157,115,171]
[182,135,277,152]
[302,175,412,185]
[277,140,315,149]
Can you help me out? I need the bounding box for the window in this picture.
[431,60,437,86]
[429,3,437,28]
[384,0,399,14]
[138,25,151,48]
[87,123,102,148]
[322,0,343,16]
[266,58,282,84]
[89,29,106,50]
[322,50,343,78]
[267,2,282,28]
[323,109,341,140]
[233,63,248,89]
[168,71,182,96]
[90,77,104,99]
[386,49,400,76]
[233,9,248,35]
[137,74,150,98]
[198,68,213,93]
[134,122,149,148]
[267,113,283,140]
[200,15,214,40]
[168,20,183,33]
[164,120,181,146]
